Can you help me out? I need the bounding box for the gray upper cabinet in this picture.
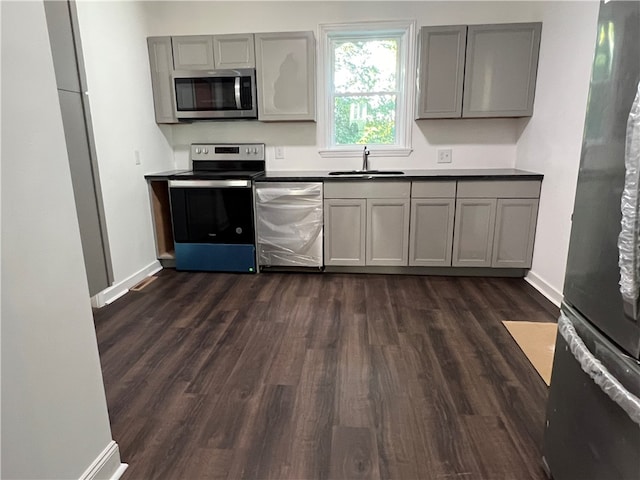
[147,37,178,124]
[415,22,541,119]
[172,34,255,70]
[213,34,255,69]
[172,35,215,70]
[255,31,316,121]
[463,23,542,117]
[492,198,539,268]
[416,26,467,119]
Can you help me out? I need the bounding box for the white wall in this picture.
[517,1,600,304]
[1,1,121,478]
[75,0,174,286]
[144,0,549,171]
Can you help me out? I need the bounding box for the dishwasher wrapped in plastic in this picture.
[255,182,324,268]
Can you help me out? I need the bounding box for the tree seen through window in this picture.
[332,38,399,146]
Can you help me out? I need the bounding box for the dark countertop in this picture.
[144,169,189,180]
[255,168,543,182]
[145,168,543,182]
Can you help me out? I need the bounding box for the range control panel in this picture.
[191,143,265,161]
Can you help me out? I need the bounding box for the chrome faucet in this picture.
[362,145,370,171]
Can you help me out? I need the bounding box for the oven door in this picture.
[169,180,256,272]
[172,69,257,120]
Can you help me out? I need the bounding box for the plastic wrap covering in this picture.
[256,183,323,267]
[558,312,640,425]
[618,80,640,317]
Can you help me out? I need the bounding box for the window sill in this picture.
[319,147,413,158]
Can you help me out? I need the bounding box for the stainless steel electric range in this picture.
[168,143,265,273]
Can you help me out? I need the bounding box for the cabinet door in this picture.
[416,25,467,119]
[366,198,410,266]
[147,37,178,124]
[172,35,215,70]
[463,23,541,117]
[409,198,455,266]
[492,198,539,268]
[324,199,366,266]
[255,31,316,121]
[213,34,255,69]
[452,198,497,267]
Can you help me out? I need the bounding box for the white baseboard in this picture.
[525,270,563,308]
[91,260,162,308]
[79,441,128,480]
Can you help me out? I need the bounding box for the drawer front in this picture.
[457,180,541,198]
[324,181,410,199]
[411,181,456,198]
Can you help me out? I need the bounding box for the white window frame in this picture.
[318,20,416,158]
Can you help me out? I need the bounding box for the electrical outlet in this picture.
[134,150,141,165]
[437,148,452,164]
[275,146,285,159]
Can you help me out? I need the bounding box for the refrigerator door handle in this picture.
[558,312,640,425]
[618,80,640,321]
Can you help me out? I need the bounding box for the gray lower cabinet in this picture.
[492,198,539,268]
[453,180,541,268]
[452,198,497,267]
[409,180,457,266]
[147,37,178,124]
[366,199,410,266]
[324,182,410,266]
[255,31,316,121]
[409,198,456,266]
[324,199,366,266]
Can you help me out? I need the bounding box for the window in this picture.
[319,21,416,157]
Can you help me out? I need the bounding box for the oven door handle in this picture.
[234,77,242,110]
[169,180,251,188]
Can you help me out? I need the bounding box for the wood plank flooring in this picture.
[93,270,557,480]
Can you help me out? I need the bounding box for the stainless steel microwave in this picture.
[172,68,257,120]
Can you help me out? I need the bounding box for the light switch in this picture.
[275,146,285,159]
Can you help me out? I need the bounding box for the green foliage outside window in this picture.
[332,38,399,146]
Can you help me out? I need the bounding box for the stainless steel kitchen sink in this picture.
[328,170,405,176]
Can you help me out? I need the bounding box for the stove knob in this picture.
[245,148,250,154]
[203,148,209,154]
[195,148,201,154]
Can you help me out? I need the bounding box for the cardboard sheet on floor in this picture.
[502,321,557,386]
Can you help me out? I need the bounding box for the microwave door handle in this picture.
[234,77,241,110]
[618,80,640,321]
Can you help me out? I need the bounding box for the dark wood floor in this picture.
[93,270,558,480]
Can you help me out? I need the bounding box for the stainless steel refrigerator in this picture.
[543,1,640,479]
